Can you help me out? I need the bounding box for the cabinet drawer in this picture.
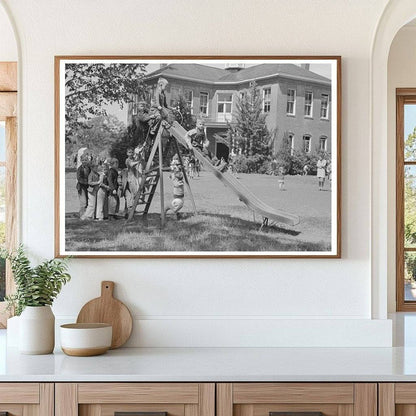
[379,383,416,416]
[56,383,215,416]
[0,383,53,416]
[217,383,376,416]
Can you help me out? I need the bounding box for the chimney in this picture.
[300,64,310,71]
[225,63,245,72]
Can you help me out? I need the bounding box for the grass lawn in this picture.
[64,169,332,253]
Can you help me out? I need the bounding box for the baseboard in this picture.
[55,317,392,347]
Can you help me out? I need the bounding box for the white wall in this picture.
[0,3,17,61]
[387,25,416,312]
[0,0,393,347]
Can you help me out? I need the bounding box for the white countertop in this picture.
[1,328,416,382]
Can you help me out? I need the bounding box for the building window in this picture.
[184,89,193,114]
[319,136,327,152]
[288,133,295,156]
[303,135,311,153]
[170,87,180,107]
[239,91,246,100]
[321,94,329,119]
[263,88,271,113]
[287,88,296,115]
[305,91,313,117]
[200,92,209,116]
[217,92,233,122]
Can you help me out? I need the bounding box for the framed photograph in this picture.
[55,56,341,258]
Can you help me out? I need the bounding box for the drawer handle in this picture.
[115,412,167,416]
[270,413,324,416]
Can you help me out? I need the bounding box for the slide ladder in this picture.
[168,121,300,227]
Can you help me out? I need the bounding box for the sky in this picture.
[107,62,333,124]
[405,104,416,139]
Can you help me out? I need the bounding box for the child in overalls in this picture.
[165,156,185,220]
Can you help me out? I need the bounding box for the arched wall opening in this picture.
[371,0,416,320]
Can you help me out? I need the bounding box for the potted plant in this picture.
[1,245,71,354]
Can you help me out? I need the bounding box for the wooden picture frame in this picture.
[55,56,341,258]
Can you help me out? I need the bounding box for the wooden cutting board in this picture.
[76,281,133,349]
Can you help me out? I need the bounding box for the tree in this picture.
[405,126,416,161]
[229,81,273,157]
[66,115,127,166]
[65,63,148,139]
[171,95,196,130]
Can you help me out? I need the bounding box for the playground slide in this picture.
[169,121,300,226]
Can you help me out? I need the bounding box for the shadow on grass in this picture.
[64,212,329,252]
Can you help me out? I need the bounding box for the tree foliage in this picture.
[65,63,148,140]
[66,115,127,166]
[228,81,273,157]
[405,166,416,247]
[405,127,416,161]
[1,246,71,316]
[172,95,196,131]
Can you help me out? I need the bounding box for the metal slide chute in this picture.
[169,121,300,226]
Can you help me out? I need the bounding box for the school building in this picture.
[127,63,332,160]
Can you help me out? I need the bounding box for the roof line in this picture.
[145,72,330,86]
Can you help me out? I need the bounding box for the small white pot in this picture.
[19,306,55,355]
[60,323,112,356]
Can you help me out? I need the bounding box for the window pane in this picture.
[404,104,416,161]
[218,93,232,102]
[0,165,5,302]
[405,165,416,247]
[404,252,416,301]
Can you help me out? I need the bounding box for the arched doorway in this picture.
[371,0,416,319]
[216,142,229,161]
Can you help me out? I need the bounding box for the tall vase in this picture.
[19,306,55,354]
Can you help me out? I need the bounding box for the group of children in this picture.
[76,154,121,221]
[75,76,235,221]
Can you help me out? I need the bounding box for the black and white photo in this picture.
[55,57,341,257]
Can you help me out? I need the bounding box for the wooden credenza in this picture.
[0,382,412,416]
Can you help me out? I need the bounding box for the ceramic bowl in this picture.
[60,323,112,356]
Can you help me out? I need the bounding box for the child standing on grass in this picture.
[96,164,110,221]
[165,157,185,220]
[316,156,327,191]
[76,155,91,218]
[278,166,285,191]
[81,163,102,220]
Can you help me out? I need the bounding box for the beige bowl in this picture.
[60,323,112,357]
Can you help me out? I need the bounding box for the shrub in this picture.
[1,246,71,316]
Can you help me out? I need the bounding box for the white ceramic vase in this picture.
[19,306,55,354]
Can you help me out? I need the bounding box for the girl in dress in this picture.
[316,156,327,191]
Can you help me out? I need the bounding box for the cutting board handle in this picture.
[101,281,115,298]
